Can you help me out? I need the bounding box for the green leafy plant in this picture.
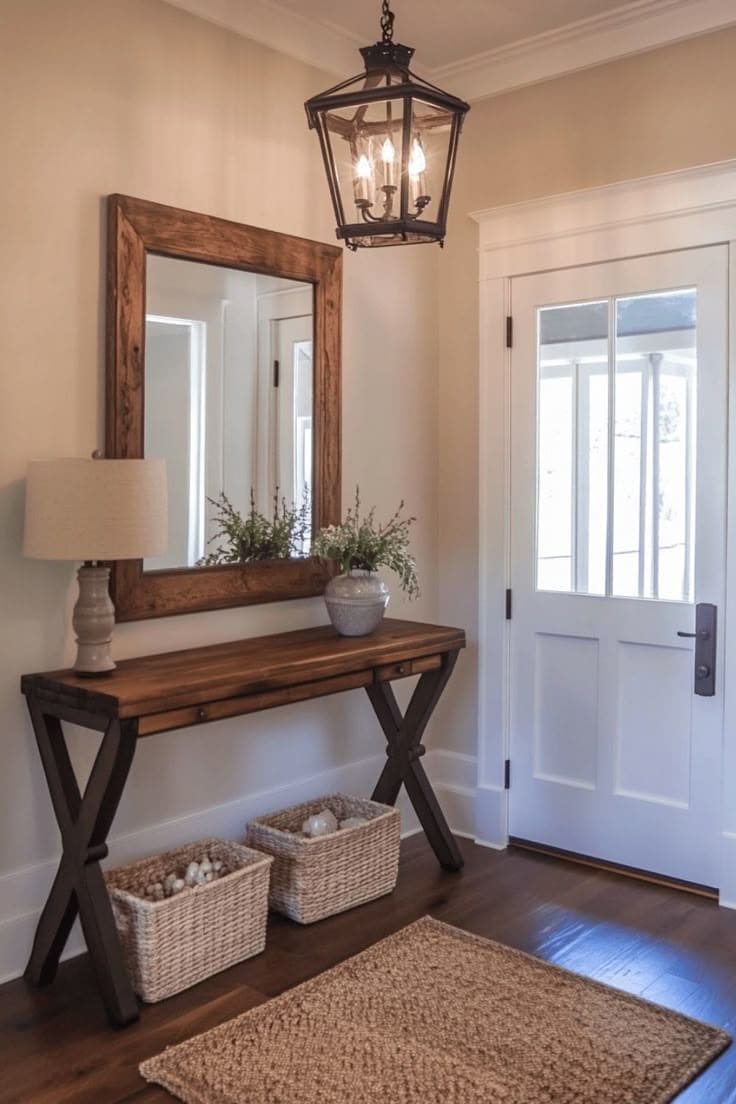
[198,489,310,566]
[312,487,420,598]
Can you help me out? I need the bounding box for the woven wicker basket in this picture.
[246,794,400,924]
[106,837,273,1003]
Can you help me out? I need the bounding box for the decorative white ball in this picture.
[139,852,232,899]
[302,808,339,837]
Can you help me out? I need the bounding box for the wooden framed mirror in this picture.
[106,195,341,620]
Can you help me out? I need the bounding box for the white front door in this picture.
[508,247,728,888]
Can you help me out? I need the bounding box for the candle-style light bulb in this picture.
[354,152,374,205]
[409,136,428,207]
[381,137,396,188]
[408,138,426,179]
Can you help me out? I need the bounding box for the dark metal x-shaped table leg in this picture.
[24,701,139,1026]
[368,650,464,871]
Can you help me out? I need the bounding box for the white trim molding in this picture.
[435,0,736,101]
[472,158,736,277]
[163,0,736,102]
[473,156,736,903]
[428,750,478,840]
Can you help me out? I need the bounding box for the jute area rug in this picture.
[141,916,729,1104]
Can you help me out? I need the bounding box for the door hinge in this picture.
[273,359,280,388]
[505,315,513,349]
[505,588,512,620]
[504,759,511,789]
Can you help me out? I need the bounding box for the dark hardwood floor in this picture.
[3,835,736,1102]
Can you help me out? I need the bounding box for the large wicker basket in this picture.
[246,794,400,924]
[106,837,273,1003]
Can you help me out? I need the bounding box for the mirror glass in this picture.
[143,254,314,571]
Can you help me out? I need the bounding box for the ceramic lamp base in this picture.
[72,564,116,676]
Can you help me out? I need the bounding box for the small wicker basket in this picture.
[106,837,273,1003]
[246,794,400,925]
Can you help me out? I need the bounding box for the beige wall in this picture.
[436,28,736,756]
[0,0,439,977]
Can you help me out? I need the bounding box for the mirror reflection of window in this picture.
[142,255,314,571]
[271,317,313,554]
[294,340,314,533]
[144,317,206,570]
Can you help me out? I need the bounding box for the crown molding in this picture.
[162,0,736,101]
[442,0,736,101]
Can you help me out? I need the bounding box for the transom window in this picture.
[536,289,696,602]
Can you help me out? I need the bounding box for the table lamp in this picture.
[23,456,167,676]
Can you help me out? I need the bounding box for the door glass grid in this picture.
[536,289,696,601]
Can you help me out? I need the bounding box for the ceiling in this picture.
[164,0,736,99]
[270,0,634,71]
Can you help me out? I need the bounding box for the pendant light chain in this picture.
[380,0,395,44]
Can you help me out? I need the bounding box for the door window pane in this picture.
[536,289,696,602]
[658,369,692,600]
[611,365,645,597]
[586,370,609,595]
[537,302,608,595]
[537,368,573,591]
[612,291,696,601]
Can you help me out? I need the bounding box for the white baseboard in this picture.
[718,832,736,910]
[0,748,480,984]
[426,749,478,838]
[474,784,509,849]
[429,749,478,790]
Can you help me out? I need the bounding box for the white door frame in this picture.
[472,158,736,905]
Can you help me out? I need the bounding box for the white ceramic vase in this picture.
[324,570,389,637]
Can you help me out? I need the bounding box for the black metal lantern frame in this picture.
[305,2,470,250]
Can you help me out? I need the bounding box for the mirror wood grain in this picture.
[106,194,342,621]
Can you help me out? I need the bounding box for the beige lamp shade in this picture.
[24,458,168,561]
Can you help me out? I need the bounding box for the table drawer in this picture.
[374,653,443,683]
[138,670,372,736]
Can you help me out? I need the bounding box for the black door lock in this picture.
[677,603,716,697]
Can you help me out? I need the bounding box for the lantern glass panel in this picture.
[409,99,454,226]
[324,97,407,227]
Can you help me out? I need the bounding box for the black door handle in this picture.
[677,604,716,696]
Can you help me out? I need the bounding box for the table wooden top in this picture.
[21,619,465,721]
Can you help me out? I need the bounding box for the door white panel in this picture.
[533,634,599,789]
[509,246,727,887]
[615,641,692,807]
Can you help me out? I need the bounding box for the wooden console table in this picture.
[21,618,465,1026]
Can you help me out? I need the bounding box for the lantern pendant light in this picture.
[305,1,470,250]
